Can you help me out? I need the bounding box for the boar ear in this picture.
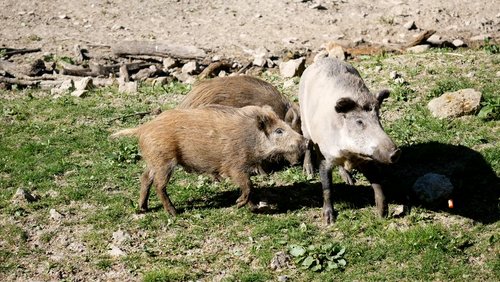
[256,112,272,133]
[335,97,357,113]
[376,90,390,105]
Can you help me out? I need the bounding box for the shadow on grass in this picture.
[382,141,499,224]
[155,142,498,224]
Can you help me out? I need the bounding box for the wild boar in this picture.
[111,105,306,215]
[177,75,301,133]
[299,57,401,224]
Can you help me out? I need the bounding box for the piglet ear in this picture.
[256,112,271,132]
[376,90,390,105]
[335,97,357,113]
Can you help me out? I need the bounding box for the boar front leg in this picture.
[302,139,315,177]
[231,170,257,212]
[319,159,337,224]
[360,163,388,218]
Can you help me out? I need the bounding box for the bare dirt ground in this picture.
[1,0,499,61]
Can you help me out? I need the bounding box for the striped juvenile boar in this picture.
[111,105,306,215]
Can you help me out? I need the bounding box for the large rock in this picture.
[279,57,305,78]
[428,88,482,118]
[412,173,453,204]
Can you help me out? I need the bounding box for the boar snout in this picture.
[374,146,401,164]
[283,135,307,165]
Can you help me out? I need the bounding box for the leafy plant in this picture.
[477,96,500,121]
[110,143,141,164]
[482,38,500,54]
[288,243,347,272]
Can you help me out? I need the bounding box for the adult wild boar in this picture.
[177,75,301,133]
[111,105,306,216]
[299,57,401,224]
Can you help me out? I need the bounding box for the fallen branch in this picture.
[0,47,41,58]
[0,76,40,87]
[198,60,232,79]
[112,40,207,60]
[405,30,436,48]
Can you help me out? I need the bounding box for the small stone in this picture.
[406,44,431,53]
[74,77,93,91]
[496,71,500,77]
[11,188,37,204]
[118,79,138,94]
[353,37,365,46]
[49,209,64,221]
[211,55,221,62]
[112,230,131,245]
[389,71,400,80]
[278,275,289,282]
[452,39,465,47]
[181,61,199,75]
[428,88,482,119]
[108,244,125,257]
[403,20,416,30]
[279,57,306,78]
[310,3,327,10]
[324,42,346,60]
[218,70,227,77]
[70,89,88,97]
[162,57,178,70]
[50,79,74,96]
[173,72,197,84]
[58,14,69,20]
[252,55,267,67]
[111,24,124,31]
[426,34,443,45]
[412,173,454,204]
[374,65,382,72]
[154,76,170,86]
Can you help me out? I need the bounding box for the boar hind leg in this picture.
[139,168,154,212]
[319,160,337,224]
[338,166,355,185]
[154,162,177,216]
[231,171,257,211]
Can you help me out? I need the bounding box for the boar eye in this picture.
[274,128,284,135]
[356,120,364,126]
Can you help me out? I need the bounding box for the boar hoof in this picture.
[376,205,388,218]
[323,208,337,224]
[236,196,248,208]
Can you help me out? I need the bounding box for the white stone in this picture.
[108,244,125,257]
[406,44,431,53]
[181,61,199,75]
[74,77,93,91]
[279,57,306,78]
[452,39,465,47]
[403,20,416,30]
[118,79,138,94]
[49,209,64,221]
[70,89,88,97]
[112,230,131,245]
[427,88,482,119]
[426,34,443,45]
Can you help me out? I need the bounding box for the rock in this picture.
[427,34,444,45]
[325,43,346,60]
[111,24,124,31]
[154,76,170,86]
[112,230,131,245]
[406,44,431,53]
[70,89,88,97]
[49,209,64,221]
[412,173,454,204]
[452,39,466,47]
[50,79,74,96]
[353,37,365,46]
[278,275,289,282]
[496,71,500,77]
[181,61,199,75]
[108,244,125,257]
[173,71,197,84]
[389,71,400,80]
[427,88,482,118]
[11,188,37,204]
[252,47,269,67]
[279,57,305,78]
[403,20,417,30]
[310,3,327,10]
[162,57,178,70]
[74,77,93,91]
[270,251,291,270]
[392,204,410,218]
[118,79,138,94]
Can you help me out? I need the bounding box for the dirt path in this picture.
[1,0,499,59]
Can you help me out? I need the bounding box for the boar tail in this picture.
[110,128,139,139]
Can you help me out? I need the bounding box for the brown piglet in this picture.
[111,105,306,215]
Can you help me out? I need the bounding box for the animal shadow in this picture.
[381,141,499,224]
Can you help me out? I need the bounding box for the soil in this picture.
[1,0,499,61]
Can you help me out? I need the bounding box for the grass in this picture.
[0,48,499,281]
